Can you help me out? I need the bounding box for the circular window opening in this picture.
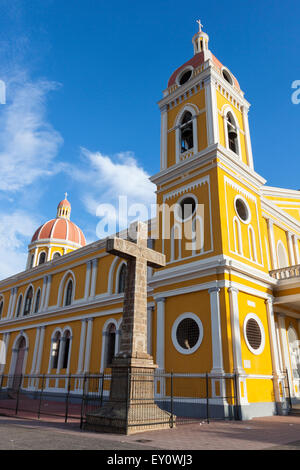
[176,318,200,350]
[243,314,265,355]
[246,318,262,350]
[222,69,233,85]
[235,197,250,223]
[179,197,196,221]
[179,69,192,85]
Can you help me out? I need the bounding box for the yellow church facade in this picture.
[0,25,299,421]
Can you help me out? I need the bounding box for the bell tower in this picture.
[151,21,257,266]
[158,21,254,173]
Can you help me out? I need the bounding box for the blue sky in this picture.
[0,0,299,278]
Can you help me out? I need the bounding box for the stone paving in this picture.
[0,414,299,450]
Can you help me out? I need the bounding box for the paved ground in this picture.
[0,414,299,450]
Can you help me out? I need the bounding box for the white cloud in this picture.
[0,74,63,191]
[67,148,156,237]
[0,211,38,279]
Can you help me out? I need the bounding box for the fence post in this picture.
[285,368,292,410]
[15,375,22,416]
[80,374,87,430]
[125,367,130,434]
[65,374,71,423]
[170,371,174,428]
[205,373,209,424]
[100,373,104,407]
[233,373,240,420]
[38,375,45,420]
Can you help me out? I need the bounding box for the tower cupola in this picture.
[57,193,71,220]
[192,20,210,59]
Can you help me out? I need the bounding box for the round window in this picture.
[179,69,192,85]
[172,313,203,355]
[234,197,250,223]
[243,314,265,355]
[177,196,196,221]
[222,69,233,85]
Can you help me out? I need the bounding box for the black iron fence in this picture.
[0,371,291,430]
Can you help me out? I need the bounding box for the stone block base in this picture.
[85,357,174,434]
[85,401,173,435]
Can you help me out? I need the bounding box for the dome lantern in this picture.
[57,192,71,220]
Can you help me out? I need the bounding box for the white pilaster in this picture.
[292,235,300,265]
[156,297,165,370]
[160,104,168,170]
[43,275,52,311]
[208,287,224,374]
[83,318,94,373]
[267,219,277,270]
[278,314,294,396]
[30,328,41,375]
[84,261,92,300]
[242,106,254,169]
[228,287,248,407]
[76,319,87,374]
[9,288,17,318]
[204,75,219,146]
[89,258,98,298]
[35,326,45,375]
[265,298,283,405]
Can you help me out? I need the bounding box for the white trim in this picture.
[171,312,203,355]
[234,195,251,224]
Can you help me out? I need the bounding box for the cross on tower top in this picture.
[196,19,203,33]
[64,192,68,200]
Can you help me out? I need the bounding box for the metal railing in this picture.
[0,371,241,429]
[2,371,292,429]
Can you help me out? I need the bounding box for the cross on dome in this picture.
[196,19,203,33]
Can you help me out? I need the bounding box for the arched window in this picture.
[23,287,33,316]
[38,252,46,265]
[180,111,194,153]
[118,264,127,294]
[277,241,289,268]
[105,323,116,368]
[53,252,61,260]
[62,330,71,369]
[0,300,3,319]
[51,332,61,369]
[34,289,41,313]
[16,295,23,318]
[226,112,239,155]
[65,280,73,306]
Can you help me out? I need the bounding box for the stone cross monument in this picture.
[85,221,172,434]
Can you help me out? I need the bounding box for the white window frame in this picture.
[171,312,204,355]
[243,313,265,356]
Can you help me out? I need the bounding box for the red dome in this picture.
[31,218,86,247]
[167,52,240,90]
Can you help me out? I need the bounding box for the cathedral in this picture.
[0,24,299,421]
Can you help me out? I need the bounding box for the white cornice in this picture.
[151,144,266,192]
[262,186,300,199]
[261,198,300,234]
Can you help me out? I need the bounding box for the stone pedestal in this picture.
[85,355,173,435]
